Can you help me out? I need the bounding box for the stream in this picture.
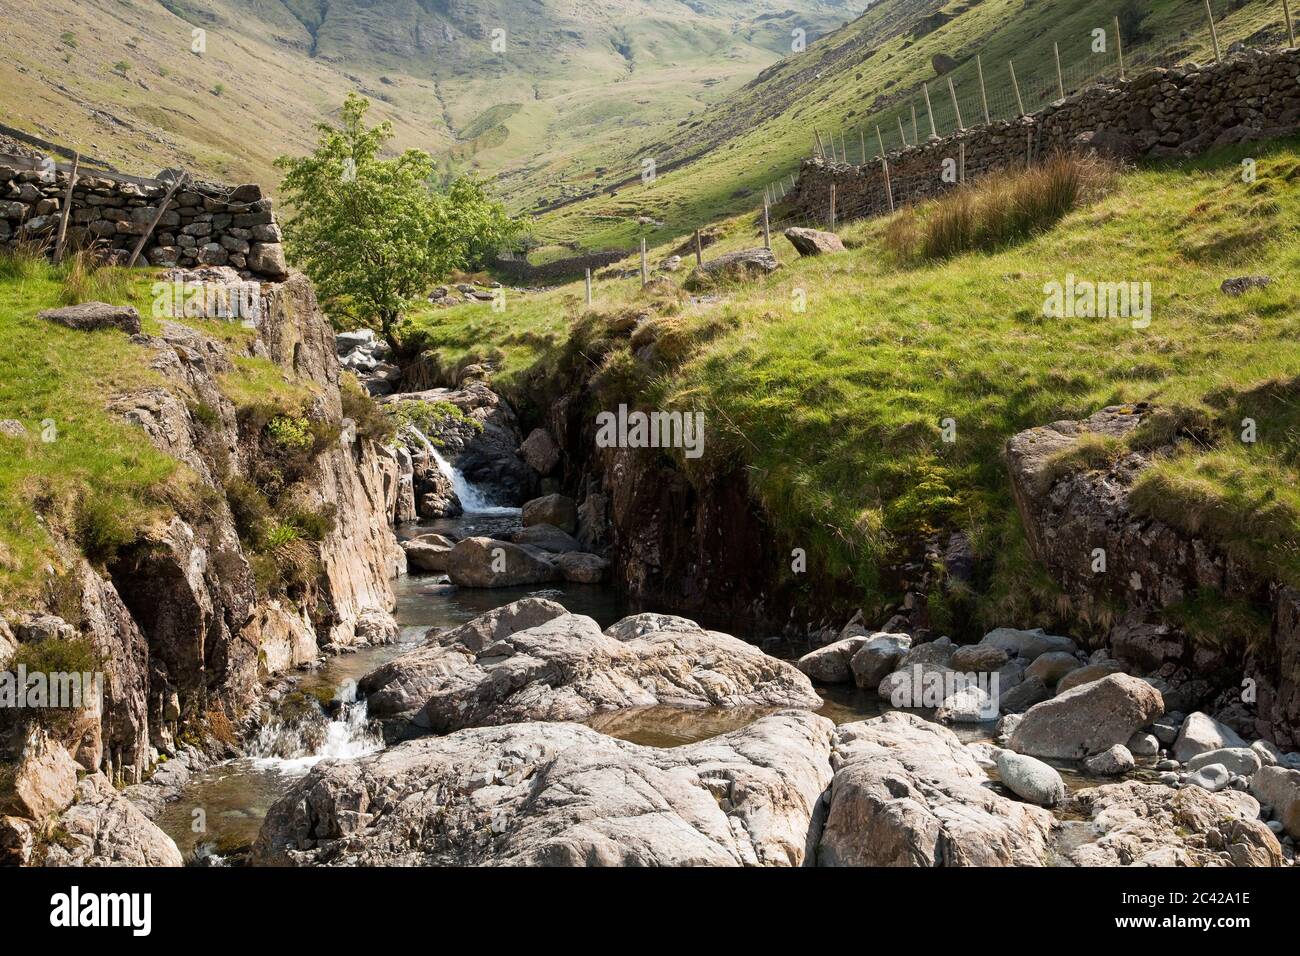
[156,515,1113,863]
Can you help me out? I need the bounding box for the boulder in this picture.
[796,636,870,684]
[402,533,455,573]
[819,712,1054,866]
[996,750,1066,807]
[247,241,288,278]
[1025,650,1081,686]
[359,599,570,719]
[252,712,834,866]
[519,428,561,475]
[39,301,141,334]
[521,494,577,533]
[512,522,581,553]
[40,775,184,867]
[979,627,1076,662]
[1084,744,1135,776]
[950,643,1009,672]
[556,551,609,584]
[848,633,911,689]
[1127,732,1160,757]
[1187,763,1230,792]
[1220,275,1271,296]
[391,610,822,735]
[1008,674,1164,759]
[783,227,845,256]
[0,728,80,822]
[1055,659,1125,694]
[932,52,959,75]
[999,675,1049,714]
[685,247,779,290]
[444,536,559,588]
[1065,781,1281,866]
[899,635,954,668]
[1250,766,1300,838]
[1186,747,1261,778]
[1173,712,1247,763]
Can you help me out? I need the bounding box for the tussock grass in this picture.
[886,154,1114,261]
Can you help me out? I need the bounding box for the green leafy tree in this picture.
[275,94,517,350]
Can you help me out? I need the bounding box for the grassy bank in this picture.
[405,136,1300,626]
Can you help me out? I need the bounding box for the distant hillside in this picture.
[0,0,864,206]
[532,0,1293,249]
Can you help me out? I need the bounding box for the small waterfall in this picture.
[247,679,383,773]
[402,423,520,515]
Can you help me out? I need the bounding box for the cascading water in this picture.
[402,423,520,515]
[246,679,383,772]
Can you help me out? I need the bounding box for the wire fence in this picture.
[754,0,1297,223]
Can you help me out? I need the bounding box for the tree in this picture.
[275,93,517,350]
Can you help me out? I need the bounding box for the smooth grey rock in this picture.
[1009,674,1164,759]
[1173,712,1247,763]
[1025,650,1080,685]
[402,533,455,573]
[999,675,1049,714]
[1250,766,1300,838]
[252,712,835,866]
[555,551,608,584]
[797,636,870,684]
[1084,744,1135,777]
[1127,732,1160,757]
[848,633,911,689]
[1187,747,1261,778]
[39,301,141,334]
[1056,659,1125,695]
[997,750,1066,807]
[950,643,1009,672]
[1187,763,1230,792]
[979,627,1077,662]
[445,536,559,587]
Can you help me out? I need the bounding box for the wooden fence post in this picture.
[976,55,991,124]
[881,156,894,213]
[860,128,867,164]
[1054,42,1065,99]
[127,173,186,268]
[1115,16,1126,79]
[876,124,886,158]
[814,129,826,159]
[898,115,909,147]
[947,76,964,130]
[694,229,703,266]
[585,268,592,306]
[762,193,771,250]
[54,152,79,265]
[1026,128,1033,167]
[911,101,919,144]
[829,183,836,230]
[1285,0,1296,49]
[1205,0,1222,62]
[840,131,848,164]
[640,237,648,286]
[922,81,937,138]
[1009,60,1025,116]
[958,141,966,185]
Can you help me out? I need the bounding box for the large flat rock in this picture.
[251,711,835,866]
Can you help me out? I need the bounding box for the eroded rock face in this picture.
[251,712,834,867]
[1064,781,1281,867]
[0,728,80,822]
[1009,674,1164,759]
[41,775,183,867]
[819,712,1054,866]
[361,606,821,735]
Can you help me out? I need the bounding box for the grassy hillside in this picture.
[533,0,1295,251]
[405,135,1300,632]
[0,0,862,210]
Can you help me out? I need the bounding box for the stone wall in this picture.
[787,47,1300,225]
[492,248,629,284]
[0,155,289,279]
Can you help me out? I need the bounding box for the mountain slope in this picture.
[532,0,1293,249]
[0,0,864,204]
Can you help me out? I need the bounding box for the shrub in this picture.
[265,415,314,451]
[10,637,102,729]
[340,374,395,444]
[74,491,142,566]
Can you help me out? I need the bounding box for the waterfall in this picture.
[247,679,383,773]
[402,423,520,515]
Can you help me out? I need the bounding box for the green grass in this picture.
[0,250,324,606]
[407,136,1300,624]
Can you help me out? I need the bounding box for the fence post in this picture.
[127,172,186,268]
[640,237,648,286]
[898,115,909,147]
[947,76,965,130]
[876,124,886,158]
[1115,16,1127,79]
[1054,42,1065,99]
[860,128,867,164]
[1205,0,1222,62]
[910,101,920,143]
[694,229,702,266]
[959,141,966,185]
[1026,128,1033,167]
[830,183,836,230]
[922,81,937,138]
[881,156,894,213]
[814,129,826,159]
[53,152,79,265]
[841,130,848,164]
[762,193,771,250]
[1285,0,1296,49]
[976,55,991,124]
[1009,60,1025,116]
[585,268,592,306]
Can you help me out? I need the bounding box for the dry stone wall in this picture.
[788,48,1300,224]
[0,156,289,279]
